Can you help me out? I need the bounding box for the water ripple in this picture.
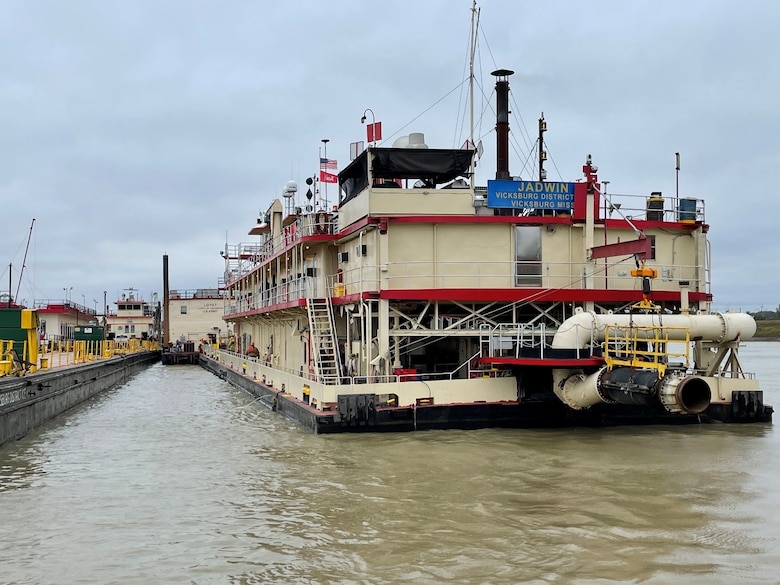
[0,348,779,584]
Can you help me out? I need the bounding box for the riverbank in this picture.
[755,320,780,340]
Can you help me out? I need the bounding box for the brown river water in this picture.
[1,342,779,585]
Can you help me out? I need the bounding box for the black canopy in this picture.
[339,147,474,205]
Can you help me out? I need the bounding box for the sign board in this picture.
[487,180,575,210]
[350,141,364,161]
[367,121,382,143]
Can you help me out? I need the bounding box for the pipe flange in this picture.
[595,367,617,404]
[658,373,685,414]
[658,373,711,415]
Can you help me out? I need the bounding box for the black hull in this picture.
[200,356,772,434]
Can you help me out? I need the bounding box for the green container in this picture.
[0,308,22,329]
[0,309,31,357]
[75,325,105,341]
[0,309,29,343]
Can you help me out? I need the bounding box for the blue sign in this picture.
[487,180,575,210]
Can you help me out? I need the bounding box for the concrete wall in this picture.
[0,352,159,447]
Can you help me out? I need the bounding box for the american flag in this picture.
[320,158,338,183]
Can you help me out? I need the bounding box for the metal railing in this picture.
[223,257,707,317]
[208,346,497,386]
[479,322,598,360]
[32,299,100,317]
[598,193,705,224]
[222,214,336,287]
[603,325,691,376]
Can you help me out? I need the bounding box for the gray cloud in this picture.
[2,0,777,312]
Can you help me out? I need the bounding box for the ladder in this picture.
[306,297,342,384]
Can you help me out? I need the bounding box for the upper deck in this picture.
[221,147,710,317]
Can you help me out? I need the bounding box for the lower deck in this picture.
[199,353,772,433]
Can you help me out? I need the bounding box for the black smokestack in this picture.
[163,254,170,344]
[492,69,514,180]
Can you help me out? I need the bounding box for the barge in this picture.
[1,305,161,445]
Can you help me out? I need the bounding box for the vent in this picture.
[355,244,367,257]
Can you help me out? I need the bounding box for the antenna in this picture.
[675,152,680,199]
[321,139,329,210]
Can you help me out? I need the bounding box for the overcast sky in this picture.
[2,0,778,313]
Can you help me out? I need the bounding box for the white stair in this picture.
[306,297,342,384]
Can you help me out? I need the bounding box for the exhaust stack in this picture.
[492,69,514,180]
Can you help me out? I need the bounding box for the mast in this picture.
[538,113,547,181]
[468,1,479,188]
[321,138,329,210]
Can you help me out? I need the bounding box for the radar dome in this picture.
[408,133,429,149]
[392,133,428,149]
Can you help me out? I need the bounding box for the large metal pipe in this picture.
[551,309,756,349]
[549,309,753,412]
[599,367,661,406]
[553,365,712,414]
[657,372,712,415]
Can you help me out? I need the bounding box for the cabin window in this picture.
[649,235,656,260]
[514,226,542,286]
[180,305,188,314]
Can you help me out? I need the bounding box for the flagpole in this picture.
[321,138,329,210]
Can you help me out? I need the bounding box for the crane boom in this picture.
[14,218,35,304]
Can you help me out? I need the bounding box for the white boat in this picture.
[201,8,771,432]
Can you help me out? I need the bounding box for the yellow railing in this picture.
[0,340,28,377]
[603,325,690,376]
[38,338,160,368]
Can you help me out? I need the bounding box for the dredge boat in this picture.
[202,69,771,432]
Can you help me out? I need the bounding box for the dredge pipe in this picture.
[599,367,661,407]
[551,309,756,350]
[552,366,712,414]
[549,308,741,412]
